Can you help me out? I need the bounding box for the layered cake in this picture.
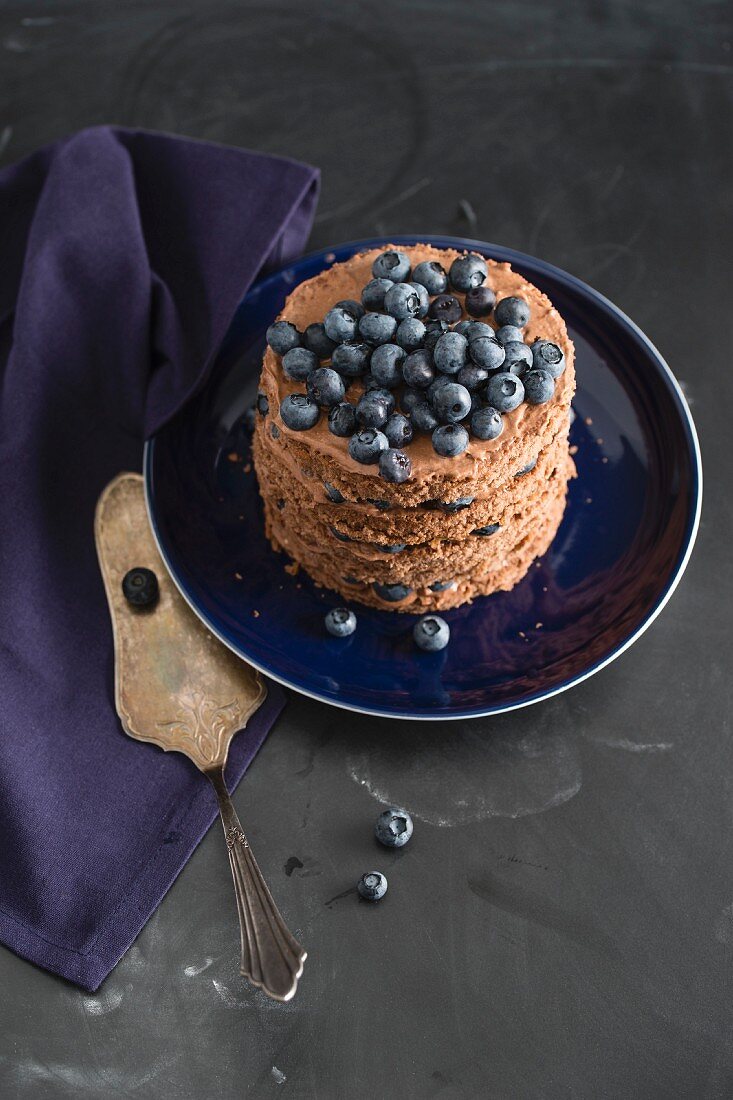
[252,245,575,613]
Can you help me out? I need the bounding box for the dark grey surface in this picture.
[0,1,730,1097]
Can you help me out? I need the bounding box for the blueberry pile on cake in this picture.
[252,245,575,612]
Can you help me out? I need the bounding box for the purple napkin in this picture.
[0,127,318,990]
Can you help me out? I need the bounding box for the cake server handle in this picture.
[206,766,306,1002]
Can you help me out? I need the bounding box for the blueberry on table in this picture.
[359,311,398,346]
[449,253,488,292]
[503,341,533,375]
[457,365,489,392]
[303,322,337,360]
[531,339,566,378]
[402,348,435,389]
[361,278,395,312]
[523,368,556,404]
[434,331,469,375]
[465,285,496,317]
[384,412,413,448]
[334,297,365,321]
[332,342,371,377]
[324,306,359,343]
[358,871,388,901]
[411,400,440,432]
[413,614,450,651]
[280,393,321,430]
[471,405,504,440]
[379,448,412,484]
[395,317,426,352]
[356,392,391,429]
[485,372,525,413]
[282,346,318,381]
[122,567,159,608]
[266,320,301,356]
[349,428,389,464]
[373,582,412,601]
[384,282,423,321]
[494,296,530,328]
[494,324,524,347]
[328,402,357,437]
[375,808,413,848]
[372,249,411,282]
[428,294,462,324]
[371,344,406,388]
[412,260,448,296]
[432,382,472,424]
[432,423,469,457]
[469,336,505,371]
[325,607,357,637]
[307,366,346,407]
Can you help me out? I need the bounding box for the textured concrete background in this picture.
[1,1,731,1097]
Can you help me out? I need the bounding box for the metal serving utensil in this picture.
[95,473,306,1002]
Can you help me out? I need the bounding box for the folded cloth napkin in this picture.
[0,127,319,990]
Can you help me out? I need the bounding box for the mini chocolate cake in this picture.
[253,244,575,612]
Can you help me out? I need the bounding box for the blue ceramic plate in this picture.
[144,236,701,720]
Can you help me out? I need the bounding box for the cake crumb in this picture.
[518,630,526,638]
[227,452,239,462]
[243,463,252,474]
[585,497,593,505]
[596,438,604,445]
[234,572,242,581]
[569,445,578,455]
[252,609,260,618]
[601,456,608,464]
[535,622,543,629]
[284,562,299,576]
[585,417,593,426]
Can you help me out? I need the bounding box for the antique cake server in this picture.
[95,473,306,1002]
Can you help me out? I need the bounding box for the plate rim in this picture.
[144,235,703,721]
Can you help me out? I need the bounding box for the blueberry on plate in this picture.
[494,296,530,328]
[402,348,435,389]
[523,368,556,404]
[349,428,389,464]
[395,317,426,352]
[469,336,505,371]
[457,365,489,392]
[282,346,318,381]
[332,342,371,377]
[531,339,566,378]
[432,382,472,424]
[375,808,413,848]
[432,423,469,457]
[472,523,501,536]
[373,582,412,601]
[465,285,496,317]
[334,297,365,321]
[371,343,406,388]
[122,567,159,608]
[358,311,398,346]
[413,614,450,651]
[434,331,469,375]
[325,607,357,637]
[303,321,338,360]
[449,253,488,293]
[356,392,391,429]
[280,393,321,430]
[361,277,395,312]
[379,448,412,483]
[428,294,462,324]
[328,401,357,437]
[324,306,359,343]
[384,412,413,448]
[372,249,411,282]
[358,871,388,901]
[471,405,504,440]
[411,400,440,432]
[266,319,301,356]
[307,366,346,407]
[485,371,525,413]
[411,260,448,296]
[502,341,533,375]
[494,324,524,346]
[384,282,423,321]
[324,481,345,503]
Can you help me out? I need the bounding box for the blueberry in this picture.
[465,321,495,342]
[328,402,357,437]
[271,423,280,439]
[122,567,159,608]
[266,320,301,356]
[343,576,360,585]
[376,543,407,554]
[439,496,474,513]
[373,582,412,602]
[384,412,413,448]
[334,298,365,321]
[434,331,469,375]
[494,324,524,347]
[428,294,462,324]
[372,249,411,282]
[423,319,451,349]
[457,365,489,392]
[359,312,397,346]
[324,481,345,503]
[485,372,525,413]
[449,253,488,292]
[348,428,389,464]
[472,523,501,536]
[384,282,422,321]
[361,278,395,311]
[427,374,453,405]
[282,346,318,381]
[413,614,450,651]
[371,343,406,387]
[531,339,566,378]
[303,322,337,359]
[432,423,469,457]
[403,348,435,389]
[494,296,530,328]
[357,871,388,901]
[332,342,371,377]
[411,401,439,432]
[324,306,359,343]
[465,285,496,317]
[396,317,426,352]
[503,341,533,375]
[471,405,504,440]
[379,448,412,484]
[280,393,320,430]
[356,392,391,429]
[514,457,537,477]
[362,373,384,392]
[256,392,269,416]
[469,336,505,371]
[429,580,455,591]
[325,607,357,637]
[330,526,351,542]
[307,366,346,407]
[400,387,423,414]
[432,381,472,424]
[453,320,474,336]
[368,498,392,511]
[407,282,430,318]
[523,368,556,404]
[366,387,396,415]
[411,260,448,295]
[375,807,413,847]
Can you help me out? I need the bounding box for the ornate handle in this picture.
[207,767,306,1002]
